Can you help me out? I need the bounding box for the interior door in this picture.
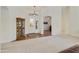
[16,18,25,40]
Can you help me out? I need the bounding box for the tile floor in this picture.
[1,35,79,53]
[16,30,51,41]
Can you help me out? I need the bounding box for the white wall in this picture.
[40,6,62,35]
[8,7,16,42]
[52,7,62,35]
[9,6,43,34]
[62,7,79,37]
[0,7,4,44]
[1,6,79,43]
[0,6,43,43]
[0,7,9,43]
[13,6,62,36]
[6,6,62,35]
[0,7,16,43]
[0,43,2,52]
[61,7,70,35]
[0,6,62,43]
[0,7,2,51]
[68,7,79,37]
[0,7,2,42]
[1,7,10,43]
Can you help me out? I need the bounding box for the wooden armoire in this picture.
[16,18,25,40]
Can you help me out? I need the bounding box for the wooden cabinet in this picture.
[16,18,25,40]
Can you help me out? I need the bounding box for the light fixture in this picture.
[29,6,39,29]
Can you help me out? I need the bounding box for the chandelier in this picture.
[29,6,39,29]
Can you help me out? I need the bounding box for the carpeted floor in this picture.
[59,45,79,53]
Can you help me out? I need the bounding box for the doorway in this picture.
[43,16,52,36]
[16,17,25,41]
